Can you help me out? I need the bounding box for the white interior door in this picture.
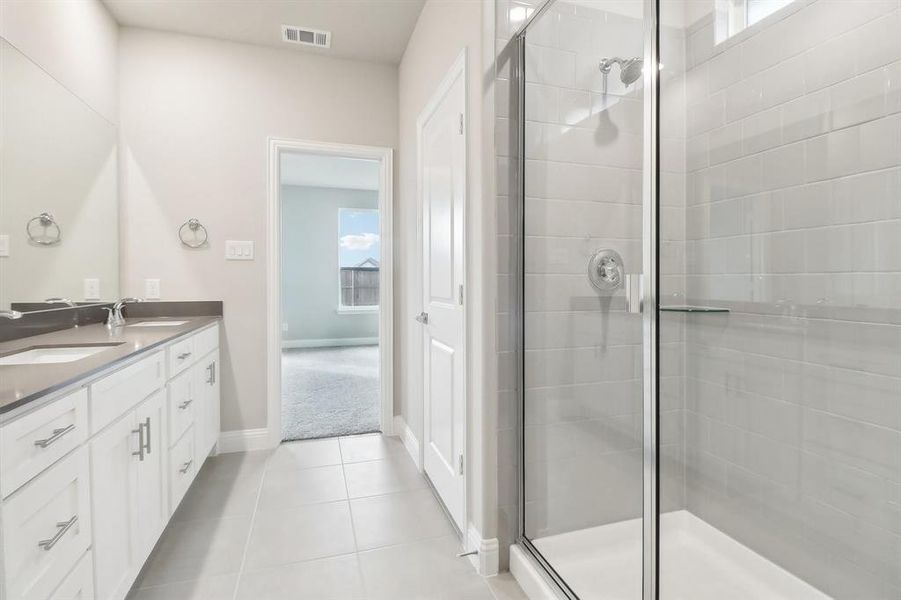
[419,55,466,533]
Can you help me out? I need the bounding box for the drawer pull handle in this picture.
[177,352,192,360]
[38,515,78,551]
[132,422,145,461]
[179,459,193,474]
[34,424,76,448]
[178,399,194,410]
[206,362,216,385]
[143,417,152,456]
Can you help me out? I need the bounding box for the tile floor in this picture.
[128,433,527,600]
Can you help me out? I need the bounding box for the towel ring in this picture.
[178,218,208,248]
[26,212,62,246]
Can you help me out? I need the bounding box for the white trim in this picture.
[467,526,499,576]
[281,337,378,349]
[217,428,270,454]
[393,415,421,471]
[267,138,395,448]
[415,47,469,540]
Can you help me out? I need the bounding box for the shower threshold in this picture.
[512,510,830,600]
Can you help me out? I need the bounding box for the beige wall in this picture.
[118,28,399,432]
[0,0,118,123]
[397,0,489,535]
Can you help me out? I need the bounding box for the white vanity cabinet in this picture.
[0,321,221,600]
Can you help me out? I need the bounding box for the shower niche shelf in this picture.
[659,306,730,313]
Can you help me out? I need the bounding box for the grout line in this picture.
[229,448,271,600]
[338,438,362,554]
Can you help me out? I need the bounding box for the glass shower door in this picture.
[517,1,656,598]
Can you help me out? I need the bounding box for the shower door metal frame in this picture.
[512,0,660,598]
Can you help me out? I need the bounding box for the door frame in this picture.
[266,137,395,448]
[415,48,468,533]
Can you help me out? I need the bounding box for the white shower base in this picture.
[510,510,830,600]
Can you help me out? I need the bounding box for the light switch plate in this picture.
[0,234,9,257]
[145,278,161,299]
[84,278,100,301]
[225,240,254,260]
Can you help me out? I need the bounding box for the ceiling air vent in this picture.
[281,25,331,48]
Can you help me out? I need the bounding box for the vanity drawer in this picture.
[49,550,94,600]
[90,352,164,435]
[169,426,196,513]
[167,369,195,446]
[193,324,219,359]
[0,448,92,600]
[167,336,195,377]
[0,389,87,498]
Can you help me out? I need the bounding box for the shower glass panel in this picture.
[658,0,901,598]
[519,2,650,598]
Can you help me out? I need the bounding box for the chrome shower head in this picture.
[599,57,644,85]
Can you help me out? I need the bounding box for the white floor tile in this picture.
[357,536,496,600]
[267,438,342,471]
[244,500,357,570]
[172,474,261,523]
[351,488,456,551]
[257,464,347,511]
[343,454,428,498]
[138,516,252,587]
[339,433,406,463]
[236,554,366,600]
[128,574,238,600]
[196,450,270,484]
[127,438,528,600]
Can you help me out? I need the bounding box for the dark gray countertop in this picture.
[0,316,221,417]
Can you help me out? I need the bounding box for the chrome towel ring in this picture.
[178,218,208,248]
[26,212,62,246]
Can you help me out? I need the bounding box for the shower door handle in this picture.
[415,312,429,325]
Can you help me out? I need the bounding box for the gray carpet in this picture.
[281,345,380,441]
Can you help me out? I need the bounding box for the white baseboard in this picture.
[218,428,270,453]
[393,415,421,470]
[467,525,500,576]
[282,337,378,349]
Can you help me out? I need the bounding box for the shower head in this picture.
[599,57,644,85]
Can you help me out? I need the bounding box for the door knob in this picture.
[415,312,429,325]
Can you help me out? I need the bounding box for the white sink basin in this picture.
[0,344,121,366]
[127,320,189,327]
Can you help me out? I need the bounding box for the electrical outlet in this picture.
[84,278,100,301]
[145,278,161,299]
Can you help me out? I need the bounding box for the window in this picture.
[338,208,379,311]
[716,0,794,43]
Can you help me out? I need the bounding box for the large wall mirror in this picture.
[0,39,119,312]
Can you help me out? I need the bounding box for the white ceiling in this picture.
[280,153,380,190]
[103,0,426,64]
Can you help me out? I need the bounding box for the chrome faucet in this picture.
[45,297,77,308]
[105,297,144,327]
[0,309,23,320]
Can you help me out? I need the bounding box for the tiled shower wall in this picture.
[676,0,901,596]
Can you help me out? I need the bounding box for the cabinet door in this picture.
[50,551,94,600]
[193,351,220,459]
[133,391,168,561]
[90,412,139,600]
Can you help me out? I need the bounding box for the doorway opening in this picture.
[267,140,393,445]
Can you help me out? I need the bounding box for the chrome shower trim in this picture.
[641,0,660,598]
